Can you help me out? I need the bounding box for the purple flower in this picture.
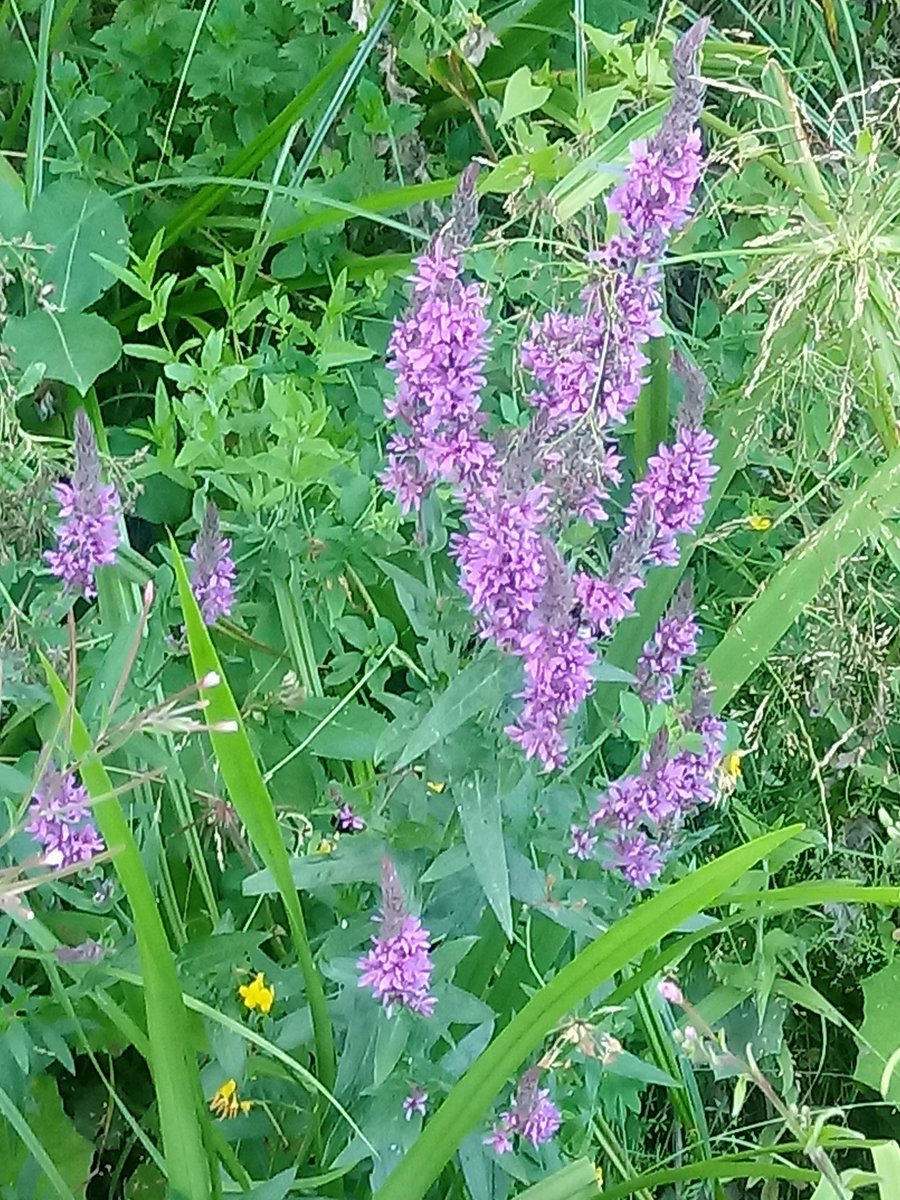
[608,20,708,256]
[483,1120,514,1155]
[635,580,700,703]
[190,503,236,625]
[453,485,550,650]
[357,858,436,1017]
[45,410,120,597]
[568,825,598,860]
[27,767,105,870]
[519,1088,562,1147]
[334,802,366,834]
[506,618,596,771]
[382,234,495,508]
[403,1087,428,1120]
[610,830,665,888]
[485,1070,561,1155]
[658,979,684,1004]
[625,422,717,567]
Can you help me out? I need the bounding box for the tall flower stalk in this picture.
[381,22,722,882]
[45,410,120,598]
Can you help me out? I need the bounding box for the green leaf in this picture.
[455,775,513,940]
[29,179,129,311]
[515,1159,601,1199]
[855,958,900,1107]
[290,698,387,760]
[0,1076,93,1200]
[374,825,800,1200]
[171,539,336,1091]
[5,310,121,394]
[872,1143,900,1200]
[706,451,900,710]
[386,658,512,771]
[498,67,552,125]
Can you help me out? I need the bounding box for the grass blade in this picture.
[41,658,212,1200]
[154,26,366,251]
[517,1159,601,1199]
[171,539,336,1090]
[373,825,800,1200]
[705,449,900,710]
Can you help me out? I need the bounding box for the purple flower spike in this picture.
[636,579,700,703]
[27,767,105,870]
[190,503,236,626]
[357,857,436,1017]
[45,410,120,598]
[624,360,718,567]
[382,229,495,509]
[485,1069,561,1155]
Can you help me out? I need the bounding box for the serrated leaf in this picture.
[29,179,129,311]
[5,311,121,394]
[455,776,513,939]
[498,67,552,126]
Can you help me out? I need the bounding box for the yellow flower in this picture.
[593,1164,604,1186]
[747,514,772,532]
[314,837,335,855]
[426,780,445,794]
[724,751,742,779]
[239,972,275,1015]
[209,1079,252,1119]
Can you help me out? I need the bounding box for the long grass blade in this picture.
[374,825,800,1200]
[41,658,211,1200]
[171,539,336,1090]
[705,449,900,710]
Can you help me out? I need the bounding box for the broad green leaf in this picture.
[0,1076,92,1200]
[5,310,121,394]
[455,776,513,940]
[706,451,900,710]
[855,957,900,1107]
[171,540,336,1090]
[374,825,800,1200]
[872,1143,900,1200]
[41,659,212,1200]
[498,67,552,125]
[290,698,387,760]
[386,658,513,771]
[29,178,129,311]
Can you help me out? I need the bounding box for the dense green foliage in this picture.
[2,2,900,1199]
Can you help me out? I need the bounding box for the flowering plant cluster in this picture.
[382,20,723,888]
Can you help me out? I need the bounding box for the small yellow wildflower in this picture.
[239,972,275,1015]
[209,1079,252,1119]
[747,514,772,532]
[426,781,445,794]
[314,837,335,855]
[593,1164,604,1186]
[724,751,742,779]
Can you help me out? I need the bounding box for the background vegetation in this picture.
[2,1,900,1198]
